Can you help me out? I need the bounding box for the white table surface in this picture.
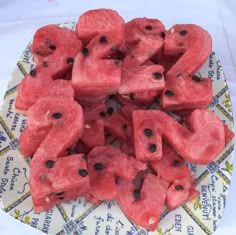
[0,0,236,234]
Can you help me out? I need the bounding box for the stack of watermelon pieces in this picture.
[15,9,234,231]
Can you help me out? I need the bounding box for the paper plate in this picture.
[0,22,234,235]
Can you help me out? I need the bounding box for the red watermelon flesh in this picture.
[132,115,162,161]
[118,18,165,94]
[166,177,200,210]
[15,77,75,114]
[120,103,146,122]
[149,143,191,183]
[103,112,132,141]
[72,31,124,96]
[19,126,49,157]
[31,25,81,63]
[15,25,82,113]
[83,192,102,205]
[83,103,108,123]
[116,174,168,231]
[132,109,226,164]
[80,120,105,148]
[76,8,125,45]
[75,94,108,106]
[28,96,84,212]
[86,146,146,200]
[224,123,234,145]
[161,24,213,111]
[47,154,89,193]
[31,153,89,212]
[164,24,212,76]
[161,73,212,111]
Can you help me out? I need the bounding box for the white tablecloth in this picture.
[0,0,235,234]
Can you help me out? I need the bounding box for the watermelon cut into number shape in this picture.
[118,18,165,95]
[86,146,146,200]
[72,9,125,96]
[76,8,125,45]
[23,96,84,211]
[133,109,226,164]
[161,24,213,111]
[116,174,168,231]
[15,25,82,113]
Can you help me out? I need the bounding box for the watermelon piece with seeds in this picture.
[165,177,200,210]
[132,109,226,164]
[118,18,165,95]
[161,24,213,111]
[149,143,191,183]
[15,25,82,113]
[116,174,168,231]
[86,146,146,200]
[76,9,125,45]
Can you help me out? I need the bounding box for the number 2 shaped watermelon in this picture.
[161,24,213,111]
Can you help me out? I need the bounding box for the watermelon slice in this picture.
[116,174,168,231]
[26,96,85,212]
[15,25,82,113]
[80,120,105,149]
[165,177,200,210]
[72,9,125,96]
[31,154,89,212]
[76,8,125,45]
[161,24,213,111]
[149,143,191,183]
[86,146,146,200]
[118,18,165,95]
[133,109,226,164]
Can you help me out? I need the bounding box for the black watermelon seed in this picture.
[129,93,135,100]
[58,196,64,200]
[160,32,165,38]
[78,169,88,177]
[67,57,74,64]
[99,111,106,117]
[145,25,153,30]
[192,76,201,82]
[82,47,89,56]
[178,42,184,47]
[179,30,188,36]
[175,185,184,191]
[45,160,55,168]
[94,163,104,171]
[99,36,107,43]
[49,44,56,50]
[56,191,64,196]
[165,90,174,97]
[144,129,153,137]
[153,72,162,79]
[148,144,157,153]
[173,160,181,167]
[133,189,141,200]
[30,69,37,77]
[51,112,63,119]
[107,107,114,116]
[122,124,128,129]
